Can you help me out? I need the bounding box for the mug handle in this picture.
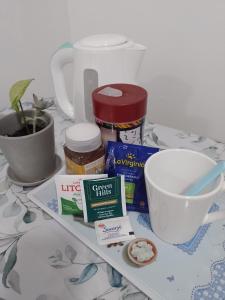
[202,181,225,225]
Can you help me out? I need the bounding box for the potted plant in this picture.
[0,79,57,184]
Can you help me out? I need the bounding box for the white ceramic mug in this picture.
[144,149,225,244]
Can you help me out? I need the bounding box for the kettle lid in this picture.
[78,34,129,48]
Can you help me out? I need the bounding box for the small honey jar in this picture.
[64,122,105,175]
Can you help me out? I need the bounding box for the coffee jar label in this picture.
[96,118,145,147]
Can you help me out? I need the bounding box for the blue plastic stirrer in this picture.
[183,161,225,196]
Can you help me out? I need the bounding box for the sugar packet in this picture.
[95,216,135,245]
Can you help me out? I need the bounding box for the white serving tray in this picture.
[28,170,225,300]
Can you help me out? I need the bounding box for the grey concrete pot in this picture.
[0,110,56,182]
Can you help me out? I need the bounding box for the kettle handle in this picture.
[51,43,74,119]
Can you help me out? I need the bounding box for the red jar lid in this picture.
[92,83,147,123]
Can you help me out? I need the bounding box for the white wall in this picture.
[1,0,225,142]
[0,0,70,110]
[67,0,225,142]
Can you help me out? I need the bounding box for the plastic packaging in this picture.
[105,141,160,213]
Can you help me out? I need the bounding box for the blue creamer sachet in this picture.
[105,141,160,213]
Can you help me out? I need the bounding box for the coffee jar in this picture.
[64,122,105,175]
[92,83,147,147]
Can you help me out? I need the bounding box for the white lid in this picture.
[78,34,129,48]
[65,122,102,153]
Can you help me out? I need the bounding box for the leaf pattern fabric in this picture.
[65,245,77,263]
[0,104,150,300]
[0,195,8,207]
[76,263,98,285]
[8,270,21,294]
[2,241,18,288]
[23,210,36,223]
[107,265,123,288]
[3,202,21,218]
[36,295,60,300]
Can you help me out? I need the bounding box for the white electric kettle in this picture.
[51,34,146,122]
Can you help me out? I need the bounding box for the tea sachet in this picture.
[81,176,126,222]
[55,174,107,215]
[105,141,160,213]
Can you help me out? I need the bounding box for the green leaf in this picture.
[55,249,63,261]
[8,269,21,294]
[9,79,34,111]
[32,95,53,110]
[23,210,36,223]
[107,265,122,287]
[122,292,147,300]
[65,245,77,263]
[76,263,98,284]
[2,241,18,288]
[0,253,5,273]
[66,263,98,285]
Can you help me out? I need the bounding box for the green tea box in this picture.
[81,176,126,222]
